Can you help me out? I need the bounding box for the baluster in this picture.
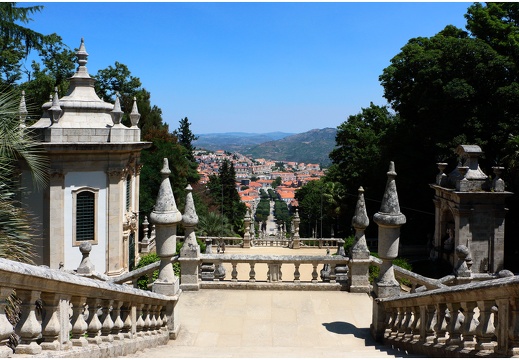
[86,297,102,344]
[311,263,318,283]
[111,300,124,341]
[508,298,519,356]
[392,307,403,339]
[410,306,421,342]
[143,304,152,336]
[136,303,145,337]
[460,301,478,352]
[384,308,395,338]
[152,305,161,333]
[40,292,62,350]
[424,304,436,343]
[120,302,132,339]
[293,263,301,283]
[434,302,448,344]
[249,262,256,282]
[14,289,42,354]
[0,287,14,357]
[231,262,238,282]
[493,300,509,356]
[100,299,114,342]
[476,300,496,352]
[446,302,463,349]
[329,264,336,283]
[402,307,414,340]
[159,305,167,330]
[70,296,88,346]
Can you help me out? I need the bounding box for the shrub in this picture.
[368,252,412,286]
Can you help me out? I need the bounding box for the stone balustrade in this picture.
[0,257,178,358]
[298,238,339,249]
[193,253,350,290]
[377,274,519,357]
[251,238,291,247]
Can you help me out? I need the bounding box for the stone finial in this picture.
[110,94,124,126]
[129,97,140,128]
[49,87,62,124]
[351,186,370,258]
[352,186,369,230]
[182,184,198,227]
[373,162,406,226]
[149,158,182,225]
[492,166,505,192]
[454,245,471,278]
[77,38,89,67]
[77,242,95,275]
[19,90,27,129]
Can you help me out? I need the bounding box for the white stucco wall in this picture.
[64,171,107,273]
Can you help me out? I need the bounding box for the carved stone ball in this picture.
[455,245,469,258]
[498,269,514,278]
[79,241,92,255]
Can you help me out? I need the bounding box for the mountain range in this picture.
[194,128,337,166]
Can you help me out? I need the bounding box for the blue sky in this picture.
[26,2,471,135]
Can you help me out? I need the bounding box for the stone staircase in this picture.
[124,289,418,358]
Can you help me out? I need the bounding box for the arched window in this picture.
[73,187,98,246]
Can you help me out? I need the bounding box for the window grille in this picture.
[76,191,95,241]
[126,175,131,212]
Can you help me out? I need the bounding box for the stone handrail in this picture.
[376,275,519,357]
[369,256,447,292]
[111,255,180,286]
[0,257,178,358]
[196,253,350,290]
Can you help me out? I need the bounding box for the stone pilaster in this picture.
[371,161,406,341]
[179,184,201,291]
[107,168,126,276]
[349,186,371,293]
[47,169,65,269]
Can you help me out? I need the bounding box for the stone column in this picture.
[371,162,406,341]
[179,184,201,291]
[243,209,251,248]
[150,158,182,295]
[292,210,300,249]
[349,186,371,293]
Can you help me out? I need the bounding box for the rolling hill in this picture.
[194,128,337,167]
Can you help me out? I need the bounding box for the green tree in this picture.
[0,3,45,86]
[197,211,235,237]
[20,34,75,116]
[173,117,198,162]
[0,88,48,263]
[207,159,246,235]
[271,176,282,189]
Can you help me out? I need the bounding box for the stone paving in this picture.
[126,246,418,358]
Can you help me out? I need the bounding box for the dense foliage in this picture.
[206,159,247,235]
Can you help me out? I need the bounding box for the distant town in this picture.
[194,149,325,210]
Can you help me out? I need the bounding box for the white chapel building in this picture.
[23,39,150,275]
